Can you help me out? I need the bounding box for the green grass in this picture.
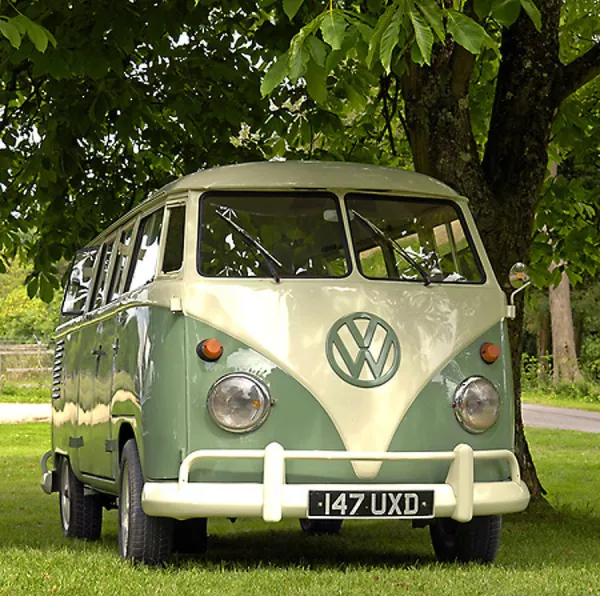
[0,381,50,403]
[1,424,599,595]
[522,388,600,412]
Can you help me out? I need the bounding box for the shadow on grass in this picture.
[3,503,600,571]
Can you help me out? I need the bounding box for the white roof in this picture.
[160,161,460,199]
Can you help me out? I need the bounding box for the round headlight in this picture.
[453,376,500,433]
[207,373,272,433]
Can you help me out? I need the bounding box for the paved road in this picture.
[522,403,600,434]
[1,402,600,433]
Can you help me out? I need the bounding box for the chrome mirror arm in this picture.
[506,281,531,319]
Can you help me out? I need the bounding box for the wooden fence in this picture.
[0,344,53,376]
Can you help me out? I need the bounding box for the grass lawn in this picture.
[0,382,50,404]
[522,388,600,413]
[1,424,599,595]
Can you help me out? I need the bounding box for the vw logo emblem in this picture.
[326,312,400,388]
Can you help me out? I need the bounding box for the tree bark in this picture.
[549,267,584,384]
[398,0,581,500]
[536,310,551,382]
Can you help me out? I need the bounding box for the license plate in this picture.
[308,490,434,519]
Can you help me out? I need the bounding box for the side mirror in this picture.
[509,262,530,289]
[507,262,531,319]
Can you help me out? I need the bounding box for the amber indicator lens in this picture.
[480,342,500,364]
[197,338,223,361]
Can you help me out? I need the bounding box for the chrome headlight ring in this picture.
[453,376,500,434]
[206,372,272,433]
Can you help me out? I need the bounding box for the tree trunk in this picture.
[399,1,571,501]
[549,267,584,384]
[536,310,551,383]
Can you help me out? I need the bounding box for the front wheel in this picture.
[430,515,502,563]
[118,440,174,565]
[299,519,343,535]
[58,456,102,540]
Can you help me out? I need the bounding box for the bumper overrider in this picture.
[141,443,529,522]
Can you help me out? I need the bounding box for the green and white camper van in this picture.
[41,161,529,564]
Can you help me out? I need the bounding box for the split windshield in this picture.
[198,192,483,283]
[346,194,484,283]
[199,193,350,279]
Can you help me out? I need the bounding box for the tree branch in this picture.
[552,42,600,107]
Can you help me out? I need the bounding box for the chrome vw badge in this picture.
[326,312,400,388]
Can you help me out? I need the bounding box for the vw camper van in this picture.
[41,161,529,564]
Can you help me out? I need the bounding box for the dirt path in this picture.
[0,403,51,424]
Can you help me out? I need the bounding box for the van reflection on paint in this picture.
[41,162,530,565]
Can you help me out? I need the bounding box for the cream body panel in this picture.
[182,275,505,478]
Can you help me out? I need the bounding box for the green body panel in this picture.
[52,333,82,466]
[383,322,513,483]
[139,307,188,480]
[156,315,512,484]
[53,305,513,491]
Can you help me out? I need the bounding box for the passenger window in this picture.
[91,239,116,310]
[127,209,164,291]
[162,206,185,273]
[108,225,134,302]
[62,248,98,315]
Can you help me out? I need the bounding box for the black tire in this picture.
[173,518,208,555]
[58,456,102,540]
[299,518,343,535]
[118,439,174,565]
[430,515,502,563]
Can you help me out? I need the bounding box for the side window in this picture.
[62,248,98,315]
[162,205,185,273]
[107,225,135,302]
[126,209,164,292]
[91,239,115,310]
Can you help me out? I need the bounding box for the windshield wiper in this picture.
[216,210,282,283]
[350,209,431,286]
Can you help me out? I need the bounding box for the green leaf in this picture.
[39,274,54,303]
[409,5,434,65]
[473,0,491,19]
[305,62,328,103]
[306,35,327,67]
[261,53,289,97]
[410,39,424,64]
[27,276,38,300]
[380,7,403,73]
[418,0,445,41]
[446,10,490,54]
[325,49,344,72]
[320,10,347,51]
[26,20,51,52]
[284,0,304,21]
[367,5,396,69]
[289,37,309,82]
[491,0,521,27]
[520,0,542,31]
[0,19,22,49]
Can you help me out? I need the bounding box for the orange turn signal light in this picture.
[480,342,500,364]
[197,338,223,362]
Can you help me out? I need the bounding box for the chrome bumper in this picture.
[40,450,57,495]
[142,443,530,522]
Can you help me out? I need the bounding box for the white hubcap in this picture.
[60,459,71,531]
[120,462,129,555]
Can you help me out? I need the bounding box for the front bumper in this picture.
[142,442,530,523]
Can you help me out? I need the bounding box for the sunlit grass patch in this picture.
[0,424,599,595]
